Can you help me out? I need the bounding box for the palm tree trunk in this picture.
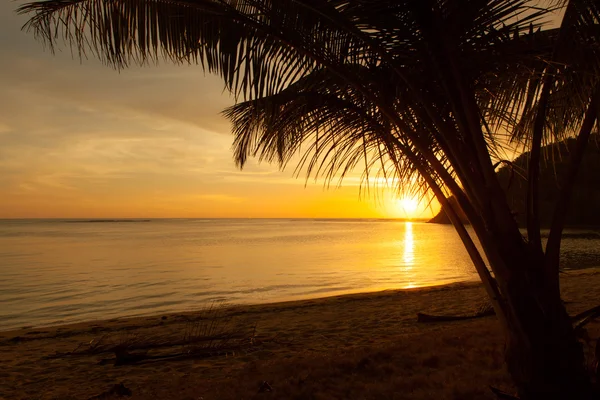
[491,242,594,399]
[504,294,591,399]
[430,167,593,398]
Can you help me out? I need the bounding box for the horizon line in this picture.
[0,216,431,221]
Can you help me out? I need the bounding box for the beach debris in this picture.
[417,309,495,322]
[47,302,259,366]
[258,381,273,393]
[489,386,520,399]
[417,302,496,323]
[417,312,483,322]
[572,304,600,333]
[114,347,149,366]
[87,382,132,399]
[25,330,49,335]
[417,301,600,329]
[8,336,22,344]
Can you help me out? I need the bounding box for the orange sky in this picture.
[0,2,439,219]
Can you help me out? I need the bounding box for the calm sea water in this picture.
[1,219,599,331]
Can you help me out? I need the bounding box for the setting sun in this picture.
[397,197,419,219]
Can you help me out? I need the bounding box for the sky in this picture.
[0,1,437,219]
[0,1,565,220]
[0,2,564,220]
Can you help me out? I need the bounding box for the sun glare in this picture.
[397,197,419,219]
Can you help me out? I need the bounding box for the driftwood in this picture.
[97,339,257,366]
[47,303,259,366]
[417,311,494,322]
[418,303,600,327]
[417,303,496,323]
[87,383,132,399]
[572,305,600,333]
[490,386,520,399]
[258,381,273,393]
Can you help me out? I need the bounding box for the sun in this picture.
[397,197,419,218]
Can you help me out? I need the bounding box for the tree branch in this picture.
[544,89,600,276]
[526,0,580,255]
[527,84,547,254]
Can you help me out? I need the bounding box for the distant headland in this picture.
[430,135,600,227]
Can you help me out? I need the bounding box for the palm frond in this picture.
[222,66,441,195]
[19,0,381,102]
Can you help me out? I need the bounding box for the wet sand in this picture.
[2,268,599,400]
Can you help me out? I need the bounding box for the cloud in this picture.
[0,122,11,134]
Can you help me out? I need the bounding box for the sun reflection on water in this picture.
[403,221,414,267]
[402,221,417,288]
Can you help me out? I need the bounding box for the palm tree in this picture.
[17,0,600,398]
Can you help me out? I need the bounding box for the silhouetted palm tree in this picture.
[17,0,600,398]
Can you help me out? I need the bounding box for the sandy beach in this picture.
[2,268,599,400]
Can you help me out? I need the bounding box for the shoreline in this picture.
[2,268,599,399]
[1,278,486,336]
[2,267,598,340]
[3,263,597,335]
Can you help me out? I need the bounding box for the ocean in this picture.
[1,218,599,331]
